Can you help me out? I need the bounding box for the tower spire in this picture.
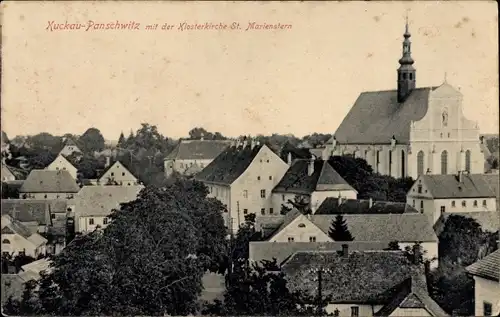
[397,13,416,103]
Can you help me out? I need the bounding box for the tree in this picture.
[79,128,105,154]
[3,296,21,316]
[26,132,63,154]
[283,195,312,215]
[117,132,126,147]
[188,127,227,140]
[202,259,326,316]
[328,215,354,241]
[385,240,401,251]
[27,150,56,169]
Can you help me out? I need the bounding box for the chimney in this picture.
[412,244,422,264]
[457,170,463,183]
[105,156,111,168]
[341,244,349,257]
[200,133,204,141]
[369,197,373,208]
[287,152,292,165]
[308,156,315,176]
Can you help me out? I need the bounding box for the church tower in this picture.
[397,15,416,103]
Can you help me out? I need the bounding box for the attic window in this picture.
[298,223,306,228]
[2,239,10,244]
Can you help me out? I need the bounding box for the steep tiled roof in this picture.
[282,250,415,303]
[195,144,265,185]
[316,197,419,215]
[273,159,355,194]
[420,174,499,199]
[1,199,67,225]
[434,211,500,236]
[74,185,144,217]
[249,241,390,265]
[257,213,437,242]
[165,140,232,160]
[20,170,80,193]
[334,87,435,144]
[466,249,500,281]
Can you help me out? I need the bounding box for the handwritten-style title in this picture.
[45,20,293,32]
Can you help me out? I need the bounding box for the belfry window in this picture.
[409,73,413,80]
[403,73,408,80]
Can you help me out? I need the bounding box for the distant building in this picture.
[328,20,484,178]
[97,160,139,186]
[19,170,80,200]
[406,172,499,224]
[272,157,358,213]
[70,185,144,233]
[195,139,289,232]
[164,139,232,177]
[45,154,78,179]
[466,250,500,317]
[1,214,47,258]
[282,247,448,316]
[58,138,82,157]
[1,163,16,181]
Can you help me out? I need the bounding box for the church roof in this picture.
[334,87,436,145]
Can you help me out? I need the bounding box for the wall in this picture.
[390,307,432,316]
[473,276,500,317]
[325,303,384,317]
[399,242,439,269]
[23,192,76,200]
[165,158,214,177]
[206,184,232,229]
[409,84,483,177]
[268,214,332,242]
[1,233,44,258]
[272,192,298,213]
[59,145,81,157]
[77,215,110,233]
[99,162,138,185]
[406,177,435,222]
[229,146,289,232]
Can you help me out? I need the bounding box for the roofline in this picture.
[465,270,500,282]
[19,190,79,193]
[195,179,232,187]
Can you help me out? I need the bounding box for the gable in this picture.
[269,213,331,242]
[407,177,433,198]
[98,161,137,182]
[234,145,289,185]
[429,83,461,98]
[47,155,77,172]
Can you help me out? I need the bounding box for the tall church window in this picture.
[401,150,406,177]
[441,150,448,174]
[417,151,425,176]
[465,150,471,172]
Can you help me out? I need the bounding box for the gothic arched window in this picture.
[417,151,425,176]
[441,150,448,175]
[401,150,406,177]
[465,150,471,172]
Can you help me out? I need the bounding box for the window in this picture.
[388,150,392,176]
[401,150,405,177]
[462,201,467,207]
[473,200,478,207]
[180,163,184,168]
[56,167,59,170]
[412,200,415,207]
[452,201,456,207]
[441,150,448,174]
[403,73,407,80]
[440,133,443,138]
[243,190,248,198]
[298,223,306,228]
[260,190,266,198]
[44,195,48,199]
[51,214,56,219]
[122,172,125,176]
[465,150,471,172]
[282,194,285,201]
[111,172,114,176]
[417,185,422,194]
[483,200,487,207]
[448,133,450,138]
[484,302,492,316]
[63,167,66,170]
[351,306,359,317]
[288,237,295,242]
[269,208,274,214]
[103,218,108,225]
[266,160,269,163]
[269,176,272,180]
[2,239,10,244]
[409,73,413,80]
[309,236,316,242]
[89,218,94,225]
[417,151,425,176]
[261,208,265,215]
[243,209,248,215]
[257,176,261,180]
[440,206,445,213]
[420,201,424,212]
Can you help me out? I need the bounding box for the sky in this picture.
[1,1,498,140]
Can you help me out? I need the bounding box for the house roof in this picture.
[282,250,417,303]
[2,163,16,179]
[280,142,311,161]
[165,140,232,160]
[1,215,47,247]
[419,173,499,199]
[195,143,265,185]
[434,211,500,236]
[249,241,391,265]
[273,159,356,194]
[1,199,68,225]
[315,197,419,215]
[334,87,436,144]
[73,185,144,217]
[20,170,80,193]
[20,258,52,281]
[466,249,500,281]
[1,164,26,180]
[258,212,437,242]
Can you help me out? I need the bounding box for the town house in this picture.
[45,153,78,180]
[195,138,289,232]
[19,170,80,200]
[97,160,139,186]
[1,214,47,258]
[58,138,82,157]
[466,250,500,316]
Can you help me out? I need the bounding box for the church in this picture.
[326,18,485,179]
